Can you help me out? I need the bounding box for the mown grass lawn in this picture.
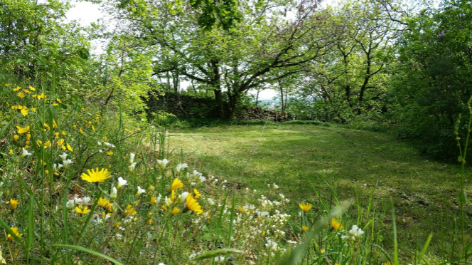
[168,123,472,260]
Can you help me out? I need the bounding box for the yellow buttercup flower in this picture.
[170,178,183,191]
[13,135,19,141]
[81,168,111,183]
[21,108,28,116]
[124,205,137,216]
[29,86,35,91]
[172,207,180,215]
[7,227,22,240]
[13,86,21,91]
[150,197,157,205]
[331,218,343,230]
[194,188,201,199]
[186,194,203,215]
[76,206,91,214]
[16,125,30,134]
[98,197,110,207]
[10,199,19,210]
[17,92,25,98]
[302,225,308,232]
[107,151,113,156]
[299,202,312,212]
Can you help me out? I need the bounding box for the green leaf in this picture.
[458,190,468,204]
[51,244,123,265]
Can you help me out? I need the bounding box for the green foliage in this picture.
[388,0,472,160]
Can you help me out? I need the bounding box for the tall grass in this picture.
[0,76,470,264]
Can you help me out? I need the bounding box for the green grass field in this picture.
[168,123,472,260]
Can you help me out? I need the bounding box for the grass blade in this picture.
[26,194,35,251]
[51,244,123,265]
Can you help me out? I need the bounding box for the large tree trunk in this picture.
[228,94,239,119]
[214,89,225,118]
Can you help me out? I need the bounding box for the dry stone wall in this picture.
[146,92,291,121]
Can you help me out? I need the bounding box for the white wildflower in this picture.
[63,159,73,167]
[157,159,169,169]
[59,152,68,160]
[176,163,188,172]
[136,186,146,196]
[117,177,127,188]
[21,148,32,157]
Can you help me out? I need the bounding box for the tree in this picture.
[0,0,91,83]
[389,0,472,160]
[106,0,333,118]
[290,0,393,122]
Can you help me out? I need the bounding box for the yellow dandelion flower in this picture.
[9,149,13,154]
[320,249,325,254]
[13,86,21,91]
[172,207,180,215]
[17,92,25,98]
[186,194,203,215]
[299,202,312,212]
[62,130,66,136]
[194,188,201,199]
[10,199,19,210]
[98,197,110,207]
[302,225,308,232]
[7,227,22,240]
[13,135,19,141]
[76,206,91,214]
[28,86,35,91]
[150,197,157,205]
[81,168,111,183]
[170,178,183,191]
[21,108,28,116]
[57,98,62,103]
[16,125,30,134]
[331,218,343,230]
[107,151,113,156]
[80,128,84,134]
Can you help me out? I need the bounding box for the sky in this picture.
[65,1,282,100]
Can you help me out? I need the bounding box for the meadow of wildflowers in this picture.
[0,80,470,264]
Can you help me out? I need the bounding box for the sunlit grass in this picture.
[169,124,472,260]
